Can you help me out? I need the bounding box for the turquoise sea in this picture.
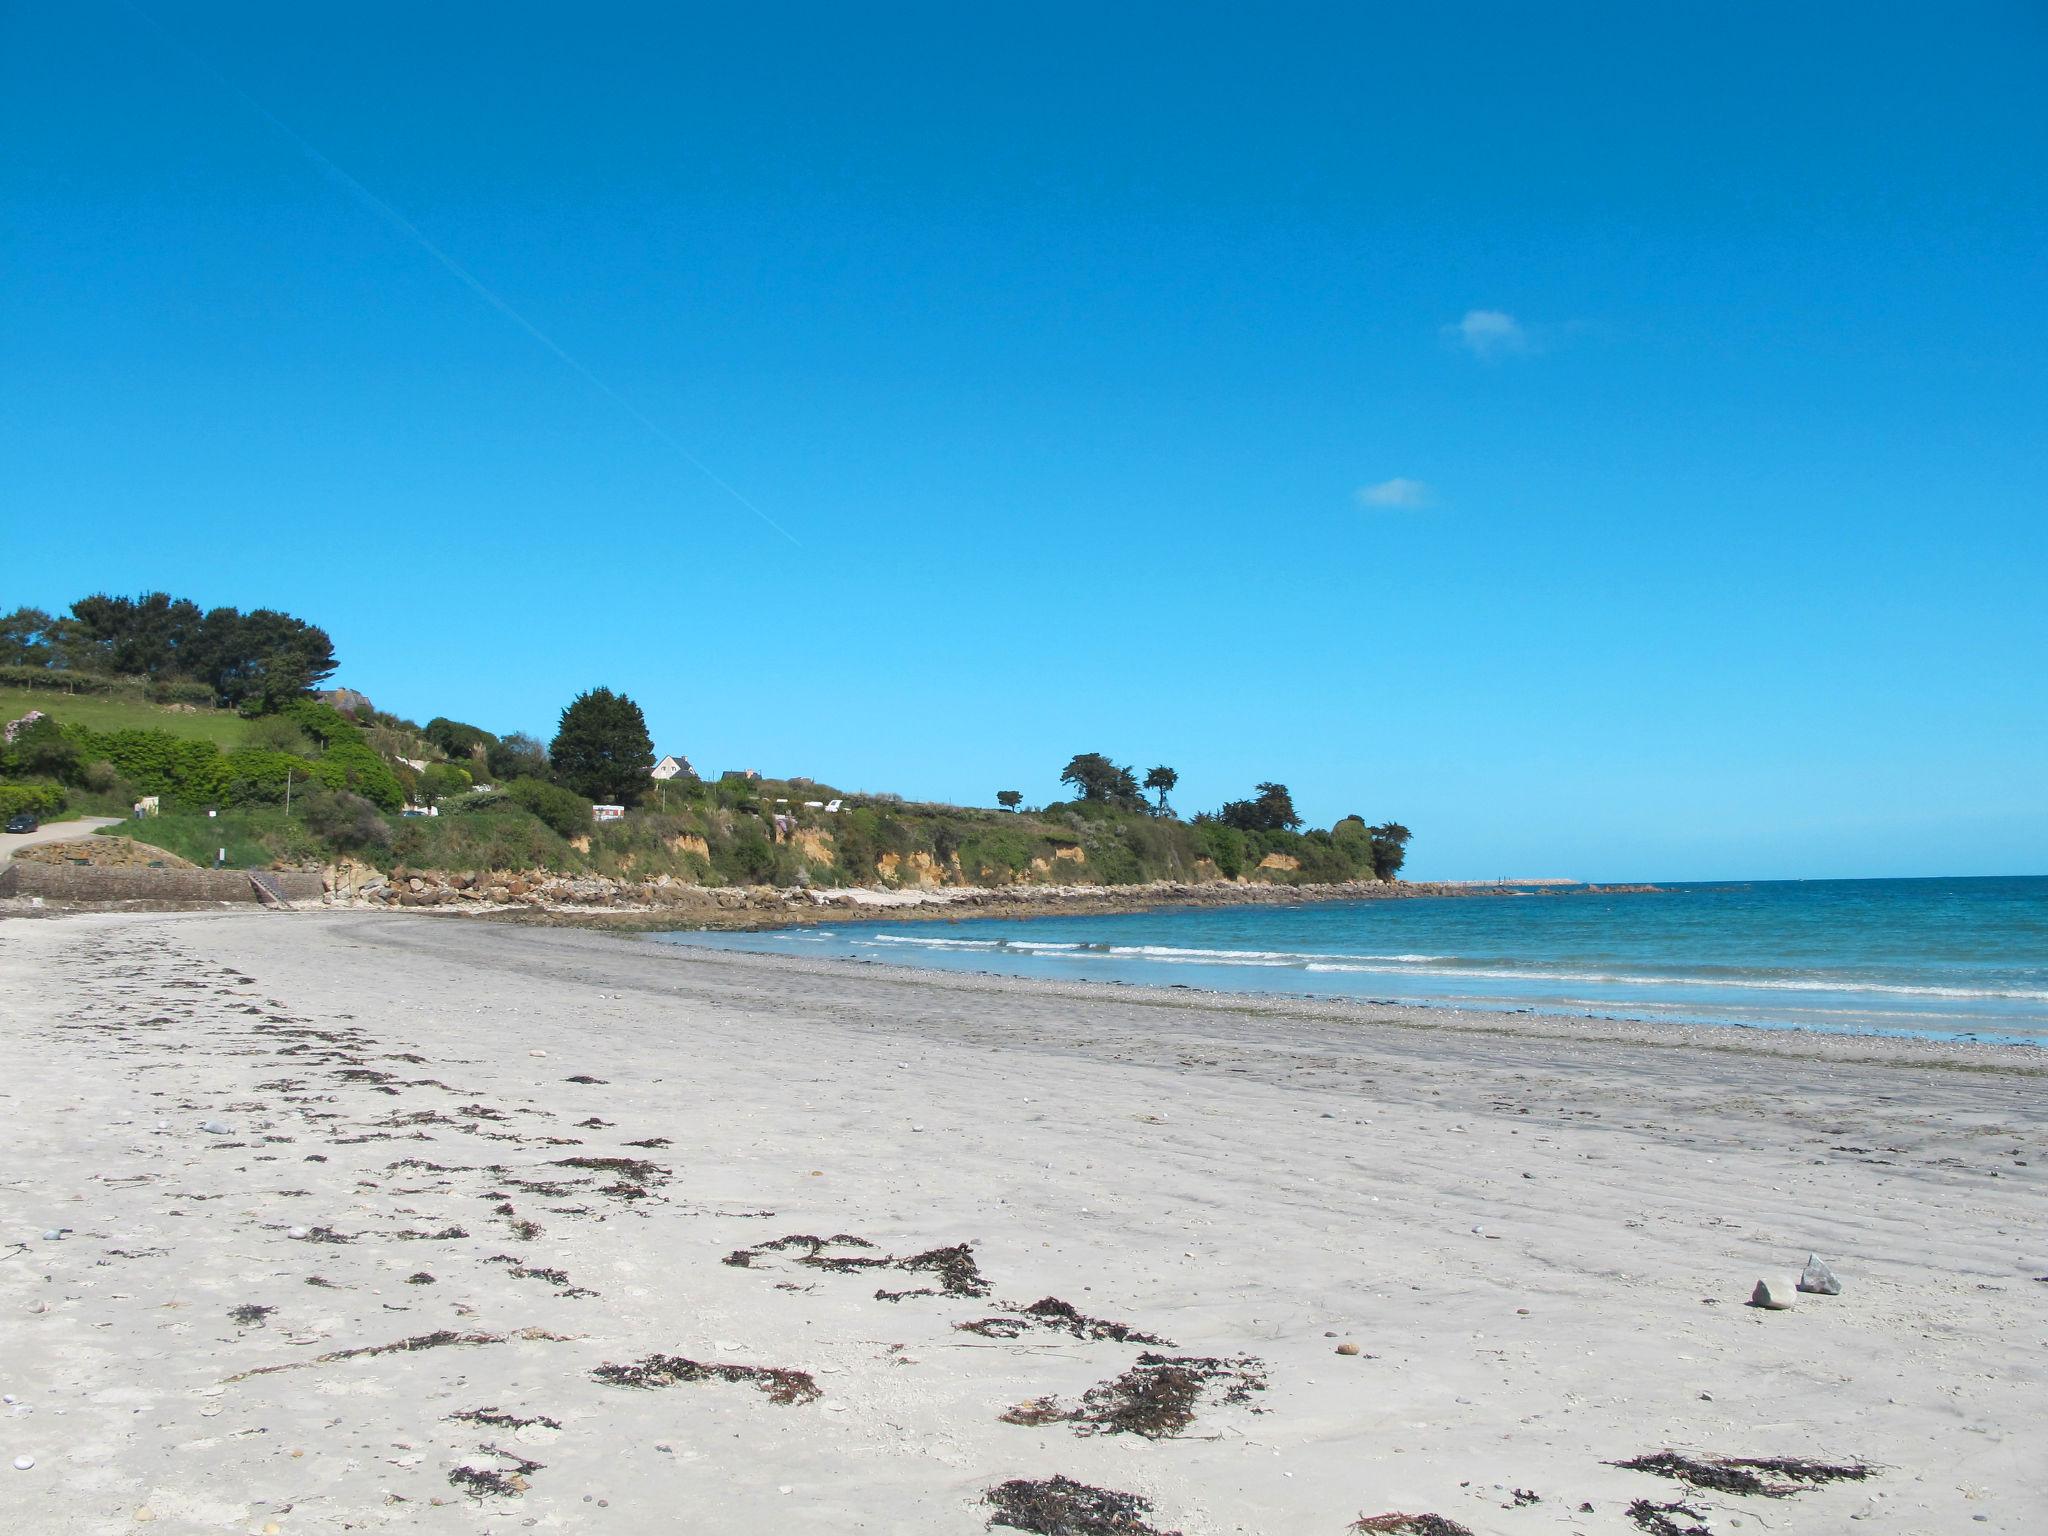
[655,876,2048,1046]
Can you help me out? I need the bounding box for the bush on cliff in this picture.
[300,787,392,851]
[507,777,593,839]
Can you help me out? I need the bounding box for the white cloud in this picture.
[1446,308,1528,359]
[1357,477,1432,509]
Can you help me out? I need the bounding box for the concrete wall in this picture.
[0,865,326,905]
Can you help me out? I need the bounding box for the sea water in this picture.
[653,876,2048,1046]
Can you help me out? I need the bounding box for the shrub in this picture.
[299,787,391,851]
[69,728,232,806]
[1196,822,1247,879]
[221,748,319,806]
[507,777,593,839]
[306,735,404,811]
[0,780,67,818]
[717,823,777,884]
[244,715,316,755]
[420,762,473,802]
[1,715,85,785]
[425,717,498,761]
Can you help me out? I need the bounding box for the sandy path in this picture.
[2,909,2042,1534]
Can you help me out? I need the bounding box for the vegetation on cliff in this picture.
[2,590,1410,888]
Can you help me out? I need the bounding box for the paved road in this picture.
[0,815,119,865]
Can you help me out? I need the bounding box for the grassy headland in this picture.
[2,594,1409,893]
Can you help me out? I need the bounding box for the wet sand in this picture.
[3,909,2043,1533]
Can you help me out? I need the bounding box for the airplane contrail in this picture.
[127,3,802,547]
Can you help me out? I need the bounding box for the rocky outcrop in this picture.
[326,867,1524,926]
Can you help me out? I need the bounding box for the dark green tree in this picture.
[1218,781,1301,832]
[1143,765,1178,815]
[549,687,655,807]
[425,717,498,763]
[69,592,206,676]
[1367,822,1412,881]
[190,607,337,712]
[0,607,58,667]
[1060,752,1144,808]
[996,789,1023,811]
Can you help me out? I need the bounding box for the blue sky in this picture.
[5,3,2044,880]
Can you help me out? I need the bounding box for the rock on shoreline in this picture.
[323,867,1549,930]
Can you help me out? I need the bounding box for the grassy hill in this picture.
[0,685,253,749]
[5,671,1401,890]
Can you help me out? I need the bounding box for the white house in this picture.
[591,803,626,823]
[650,754,695,781]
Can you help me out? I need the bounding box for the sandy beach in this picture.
[3,909,2043,1535]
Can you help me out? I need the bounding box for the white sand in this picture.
[2,909,2043,1534]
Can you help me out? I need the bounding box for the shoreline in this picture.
[4,909,2041,1533]
[647,932,2048,1059]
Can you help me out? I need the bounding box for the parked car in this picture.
[5,813,39,834]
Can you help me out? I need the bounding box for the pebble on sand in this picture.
[12,1455,32,1471]
[1798,1254,1842,1295]
[1748,1280,1793,1310]
[1335,1341,1361,1356]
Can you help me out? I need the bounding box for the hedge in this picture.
[0,781,68,818]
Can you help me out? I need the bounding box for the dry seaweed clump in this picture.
[958,1297,1170,1346]
[1614,1452,1873,1498]
[591,1353,822,1406]
[722,1232,990,1298]
[449,1407,562,1431]
[1624,1500,1712,1536]
[1350,1517,1476,1536]
[1006,1353,1267,1439]
[449,1448,543,1498]
[986,1476,1181,1536]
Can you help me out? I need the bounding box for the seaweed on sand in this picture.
[289,1225,355,1244]
[323,1329,506,1360]
[449,1406,562,1430]
[1008,1353,1267,1439]
[449,1447,543,1498]
[723,1233,989,1297]
[1624,1500,1713,1536]
[958,1297,1170,1346]
[590,1353,821,1405]
[551,1154,669,1202]
[1614,1452,1873,1498]
[228,1304,275,1327]
[985,1475,1180,1536]
[1349,1517,1476,1536]
[483,1254,598,1298]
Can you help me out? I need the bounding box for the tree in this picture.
[1367,822,1412,881]
[1143,765,1177,815]
[425,717,498,763]
[191,607,338,712]
[549,687,654,807]
[1060,752,1144,808]
[487,732,549,782]
[69,592,205,677]
[1217,781,1301,832]
[996,789,1022,811]
[0,607,57,667]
